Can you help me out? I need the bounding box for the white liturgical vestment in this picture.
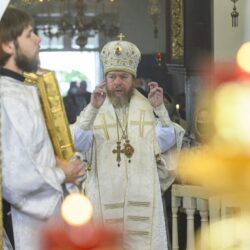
[0,71,65,250]
[72,90,184,250]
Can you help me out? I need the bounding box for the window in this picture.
[39,51,102,95]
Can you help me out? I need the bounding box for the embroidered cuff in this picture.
[153,103,172,127]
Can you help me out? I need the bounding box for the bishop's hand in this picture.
[148,81,164,108]
[91,80,106,108]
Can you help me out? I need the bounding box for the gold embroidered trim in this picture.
[128,201,150,207]
[105,218,124,224]
[104,202,124,209]
[130,110,154,137]
[127,216,150,222]
[94,113,116,140]
[127,230,150,236]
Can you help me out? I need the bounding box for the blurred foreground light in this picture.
[198,216,250,250]
[213,83,250,145]
[178,144,250,191]
[237,42,250,73]
[61,193,93,226]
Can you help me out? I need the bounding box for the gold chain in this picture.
[112,109,134,166]
[114,110,128,141]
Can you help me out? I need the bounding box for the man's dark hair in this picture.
[0,7,33,67]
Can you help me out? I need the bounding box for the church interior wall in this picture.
[214,0,248,63]
[117,0,166,54]
[5,0,250,131]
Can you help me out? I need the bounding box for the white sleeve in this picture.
[70,103,98,152]
[154,103,176,152]
[156,121,176,152]
[156,123,185,192]
[153,103,172,127]
[73,127,93,152]
[2,94,64,219]
[74,103,99,130]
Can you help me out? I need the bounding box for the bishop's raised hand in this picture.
[148,81,164,108]
[91,80,107,108]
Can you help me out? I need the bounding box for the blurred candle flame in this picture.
[178,80,250,190]
[177,56,250,249]
[61,193,93,226]
[213,83,250,145]
[237,42,250,73]
[176,104,180,111]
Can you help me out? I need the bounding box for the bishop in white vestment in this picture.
[71,37,185,250]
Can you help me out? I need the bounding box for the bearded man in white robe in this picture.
[71,36,185,250]
[0,7,85,250]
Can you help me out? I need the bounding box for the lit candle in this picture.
[175,104,180,124]
[40,193,122,249]
[176,104,180,113]
[61,193,93,226]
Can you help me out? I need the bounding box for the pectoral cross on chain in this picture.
[112,141,125,167]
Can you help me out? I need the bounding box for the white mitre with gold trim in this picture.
[100,33,141,77]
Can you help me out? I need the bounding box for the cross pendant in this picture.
[112,141,125,166]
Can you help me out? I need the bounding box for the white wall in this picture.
[244,0,250,41]
[120,0,250,61]
[117,0,250,61]
[214,0,250,63]
[118,0,166,54]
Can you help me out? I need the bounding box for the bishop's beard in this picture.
[107,86,134,107]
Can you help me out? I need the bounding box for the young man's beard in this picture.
[14,42,39,72]
[107,85,134,107]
